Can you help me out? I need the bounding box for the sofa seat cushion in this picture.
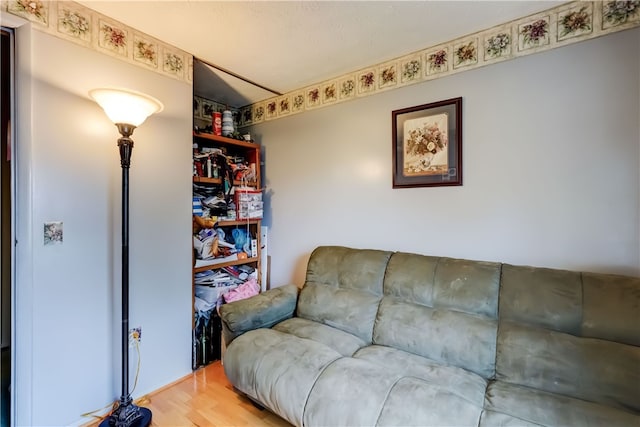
[485,381,640,427]
[376,377,483,427]
[496,321,640,412]
[303,357,402,427]
[354,345,487,406]
[479,410,544,426]
[273,317,366,357]
[304,356,485,427]
[223,328,342,427]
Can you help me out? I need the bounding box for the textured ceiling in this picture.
[78,1,565,106]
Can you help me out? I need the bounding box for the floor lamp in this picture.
[90,88,163,427]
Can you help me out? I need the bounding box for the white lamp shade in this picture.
[89,88,163,127]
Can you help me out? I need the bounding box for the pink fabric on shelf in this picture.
[224,278,259,303]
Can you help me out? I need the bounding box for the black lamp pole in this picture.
[90,87,161,427]
[100,123,152,427]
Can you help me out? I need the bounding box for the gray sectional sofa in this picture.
[220,246,640,427]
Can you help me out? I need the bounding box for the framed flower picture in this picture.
[392,97,462,188]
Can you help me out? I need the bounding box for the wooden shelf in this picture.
[193,256,259,273]
[193,218,261,227]
[193,176,222,185]
[193,132,257,149]
[193,176,257,187]
[218,219,261,226]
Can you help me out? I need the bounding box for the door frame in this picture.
[0,25,16,427]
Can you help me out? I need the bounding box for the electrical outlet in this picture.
[129,327,142,346]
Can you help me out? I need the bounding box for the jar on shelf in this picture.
[222,110,234,136]
[213,112,222,135]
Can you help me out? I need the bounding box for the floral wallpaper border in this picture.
[4,1,639,122]
[2,0,193,84]
[237,0,640,128]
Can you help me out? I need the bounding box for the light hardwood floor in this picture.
[89,361,292,427]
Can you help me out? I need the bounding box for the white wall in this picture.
[253,29,640,288]
[14,27,192,425]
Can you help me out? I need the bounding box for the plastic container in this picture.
[222,110,234,136]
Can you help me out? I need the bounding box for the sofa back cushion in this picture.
[297,246,392,343]
[497,265,640,412]
[373,253,501,379]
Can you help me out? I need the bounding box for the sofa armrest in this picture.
[219,284,299,345]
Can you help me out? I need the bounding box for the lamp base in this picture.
[98,402,151,427]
